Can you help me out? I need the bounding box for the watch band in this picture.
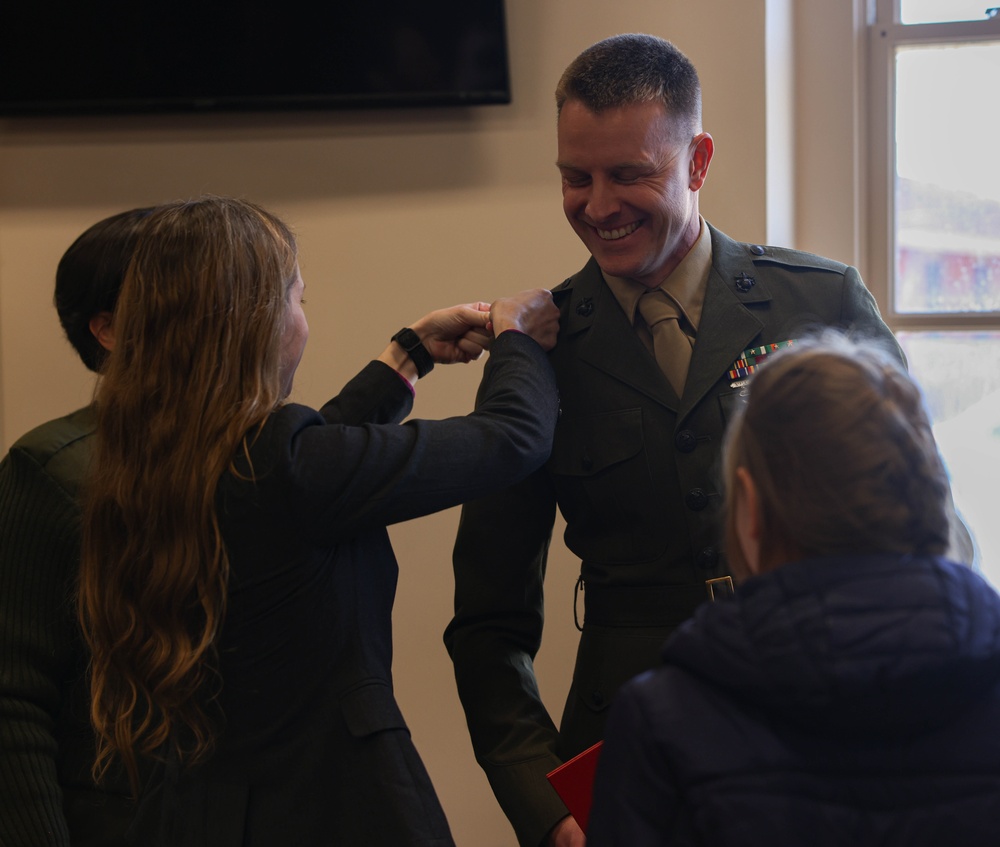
[390,327,434,378]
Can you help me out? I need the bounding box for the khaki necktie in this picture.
[637,288,693,397]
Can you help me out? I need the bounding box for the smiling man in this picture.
[556,98,709,290]
[445,34,903,847]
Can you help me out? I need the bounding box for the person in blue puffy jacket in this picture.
[588,330,1000,847]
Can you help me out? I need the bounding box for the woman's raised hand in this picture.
[488,289,560,351]
[410,302,493,365]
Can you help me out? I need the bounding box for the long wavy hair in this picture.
[722,330,951,578]
[78,196,299,793]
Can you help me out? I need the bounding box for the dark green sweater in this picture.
[0,407,132,846]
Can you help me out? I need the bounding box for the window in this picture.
[868,0,1000,583]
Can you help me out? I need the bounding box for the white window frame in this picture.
[866,0,1000,331]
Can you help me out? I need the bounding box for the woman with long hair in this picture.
[78,196,560,846]
[587,331,1000,846]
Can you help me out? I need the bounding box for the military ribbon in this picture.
[728,339,794,381]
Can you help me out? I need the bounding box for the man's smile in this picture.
[596,221,641,241]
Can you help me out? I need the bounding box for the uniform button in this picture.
[696,547,719,569]
[750,244,766,255]
[581,455,593,471]
[685,488,708,511]
[590,690,605,708]
[675,429,697,453]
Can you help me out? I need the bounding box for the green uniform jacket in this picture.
[445,224,904,847]
[0,407,133,846]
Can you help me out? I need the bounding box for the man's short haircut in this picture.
[54,207,153,373]
[555,33,702,133]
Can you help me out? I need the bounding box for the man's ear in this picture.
[734,466,762,575]
[689,132,714,191]
[89,311,115,352]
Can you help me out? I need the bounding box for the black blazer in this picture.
[129,332,557,847]
[445,224,904,847]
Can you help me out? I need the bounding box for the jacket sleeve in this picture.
[242,330,559,543]
[0,450,77,847]
[319,360,414,426]
[840,265,906,367]
[444,465,569,847]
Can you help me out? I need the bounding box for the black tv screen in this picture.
[0,1,511,116]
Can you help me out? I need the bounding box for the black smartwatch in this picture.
[390,328,434,378]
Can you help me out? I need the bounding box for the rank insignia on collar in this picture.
[728,340,794,386]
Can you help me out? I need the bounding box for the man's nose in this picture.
[585,178,621,222]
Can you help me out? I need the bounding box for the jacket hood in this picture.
[662,554,1000,738]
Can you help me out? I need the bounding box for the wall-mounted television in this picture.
[0,1,511,116]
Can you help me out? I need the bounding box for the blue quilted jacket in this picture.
[588,554,1000,846]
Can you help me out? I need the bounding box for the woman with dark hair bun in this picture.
[588,331,1000,847]
[78,196,560,846]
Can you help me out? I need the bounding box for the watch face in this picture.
[393,329,416,351]
[392,328,432,376]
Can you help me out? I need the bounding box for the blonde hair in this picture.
[78,196,298,793]
[722,331,950,577]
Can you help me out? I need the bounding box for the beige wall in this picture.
[0,1,862,844]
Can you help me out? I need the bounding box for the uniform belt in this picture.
[579,578,732,628]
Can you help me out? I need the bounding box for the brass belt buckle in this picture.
[705,575,734,601]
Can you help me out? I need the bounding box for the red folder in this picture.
[545,741,604,833]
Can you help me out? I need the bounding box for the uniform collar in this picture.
[602,216,712,330]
